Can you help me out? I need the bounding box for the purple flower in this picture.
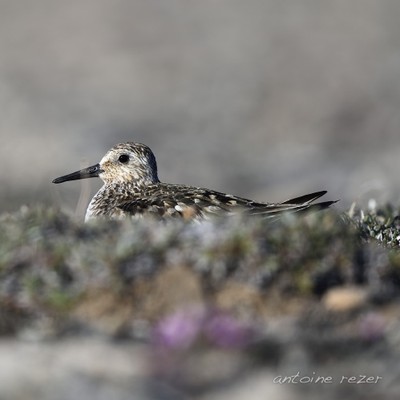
[204,312,254,348]
[358,312,386,342]
[153,308,204,349]
[152,307,255,350]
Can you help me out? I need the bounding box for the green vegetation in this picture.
[0,204,399,336]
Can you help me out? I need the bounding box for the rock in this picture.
[323,286,368,312]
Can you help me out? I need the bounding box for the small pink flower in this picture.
[153,308,204,349]
[358,312,386,342]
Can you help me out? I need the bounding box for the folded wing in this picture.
[117,185,337,219]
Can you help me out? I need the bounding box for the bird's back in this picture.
[110,183,335,220]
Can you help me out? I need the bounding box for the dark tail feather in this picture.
[250,191,338,219]
[296,199,339,214]
[283,190,338,214]
[281,190,328,205]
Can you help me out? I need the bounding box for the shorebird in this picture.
[52,142,336,221]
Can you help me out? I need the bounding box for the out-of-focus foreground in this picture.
[0,205,400,399]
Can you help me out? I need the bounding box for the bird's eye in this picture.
[118,154,130,164]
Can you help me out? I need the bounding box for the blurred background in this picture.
[1,0,400,217]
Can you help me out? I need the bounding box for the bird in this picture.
[52,142,336,221]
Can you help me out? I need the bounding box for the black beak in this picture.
[52,163,103,184]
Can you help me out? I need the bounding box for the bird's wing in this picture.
[117,184,336,219]
[117,184,241,219]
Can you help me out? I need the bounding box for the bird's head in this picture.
[52,142,159,186]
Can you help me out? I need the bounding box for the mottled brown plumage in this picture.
[53,142,336,221]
